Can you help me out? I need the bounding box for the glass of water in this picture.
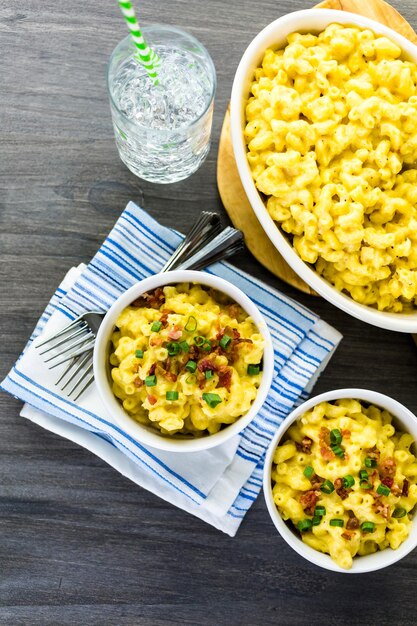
[107,25,216,184]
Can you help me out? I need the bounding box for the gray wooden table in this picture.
[2,1,417,624]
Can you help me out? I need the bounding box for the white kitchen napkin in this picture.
[1,202,342,536]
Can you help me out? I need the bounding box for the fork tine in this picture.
[60,352,93,391]
[48,340,96,369]
[55,356,79,385]
[39,323,89,355]
[71,369,95,401]
[67,360,93,396]
[43,332,95,363]
[35,313,87,348]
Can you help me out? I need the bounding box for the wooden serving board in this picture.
[217,0,417,296]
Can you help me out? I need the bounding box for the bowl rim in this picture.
[230,8,417,333]
[93,269,274,453]
[263,387,417,573]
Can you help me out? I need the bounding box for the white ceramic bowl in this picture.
[93,270,274,452]
[263,388,417,573]
[230,9,417,333]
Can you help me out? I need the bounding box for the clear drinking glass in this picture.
[107,25,216,184]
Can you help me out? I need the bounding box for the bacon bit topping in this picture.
[131,287,165,309]
[319,427,330,442]
[299,490,319,516]
[402,479,410,497]
[341,429,351,439]
[133,377,143,388]
[217,326,240,341]
[157,357,180,381]
[341,532,353,541]
[379,457,396,478]
[318,427,334,459]
[159,309,172,328]
[198,359,218,373]
[149,363,157,376]
[218,366,232,392]
[188,345,200,361]
[295,436,313,454]
[381,477,394,489]
[365,446,380,462]
[147,394,157,405]
[334,478,350,500]
[168,325,182,340]
[310,474,324,489]
[346,511,359,530]
[320,446,334,461]
[374,502,390,519]
[150,336,163,346]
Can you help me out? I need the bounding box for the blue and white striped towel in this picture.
[1,202,342,536]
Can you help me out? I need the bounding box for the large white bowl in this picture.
[263,388,417,573]
[93,270,274,453]
[230,9,417,333]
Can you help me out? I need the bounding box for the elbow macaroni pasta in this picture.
[245,24,417,313]
[109,283,264,437]
[271,399,417,569]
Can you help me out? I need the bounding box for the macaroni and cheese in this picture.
[109,283,264,437]
[271,399,417,569]
[245,24,417,313]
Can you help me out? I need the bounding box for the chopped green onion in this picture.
[202,340,212,352]
[360,479,372,490]
[314,505,326,517]
[303,465,314,479]
[145,375,157,387]
[320,479,334,494]
[179,341,189,353]
[205,370,214,380]
[184,316,197,332]
[343,475,355,489]
[312,516,321,526]
[167,342,180,356]
[330,429,342,445]
[202,392,222,408]
[185,374,196,385]
[194,336,205,347]
[151,321,162,332]
[392,507,407,519]
[185,360,197,373]
[297,519,313,532]
[135,350,144,358]
[365,457,377,468]
[247,364,260,376]
[166,391,179,401]
[331,444,345,458]
[219,334,232,349]
[329,519,344,528]
[359,469,369,480]
[361,521,375,533]
[376,484,391,496]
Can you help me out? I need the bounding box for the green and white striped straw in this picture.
[117,0,161,85]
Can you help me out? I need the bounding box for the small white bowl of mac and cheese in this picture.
[263,388,417,573]
[93,270,274,452]
[230,9,417,332]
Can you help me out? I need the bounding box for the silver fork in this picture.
[35,219,244,401]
